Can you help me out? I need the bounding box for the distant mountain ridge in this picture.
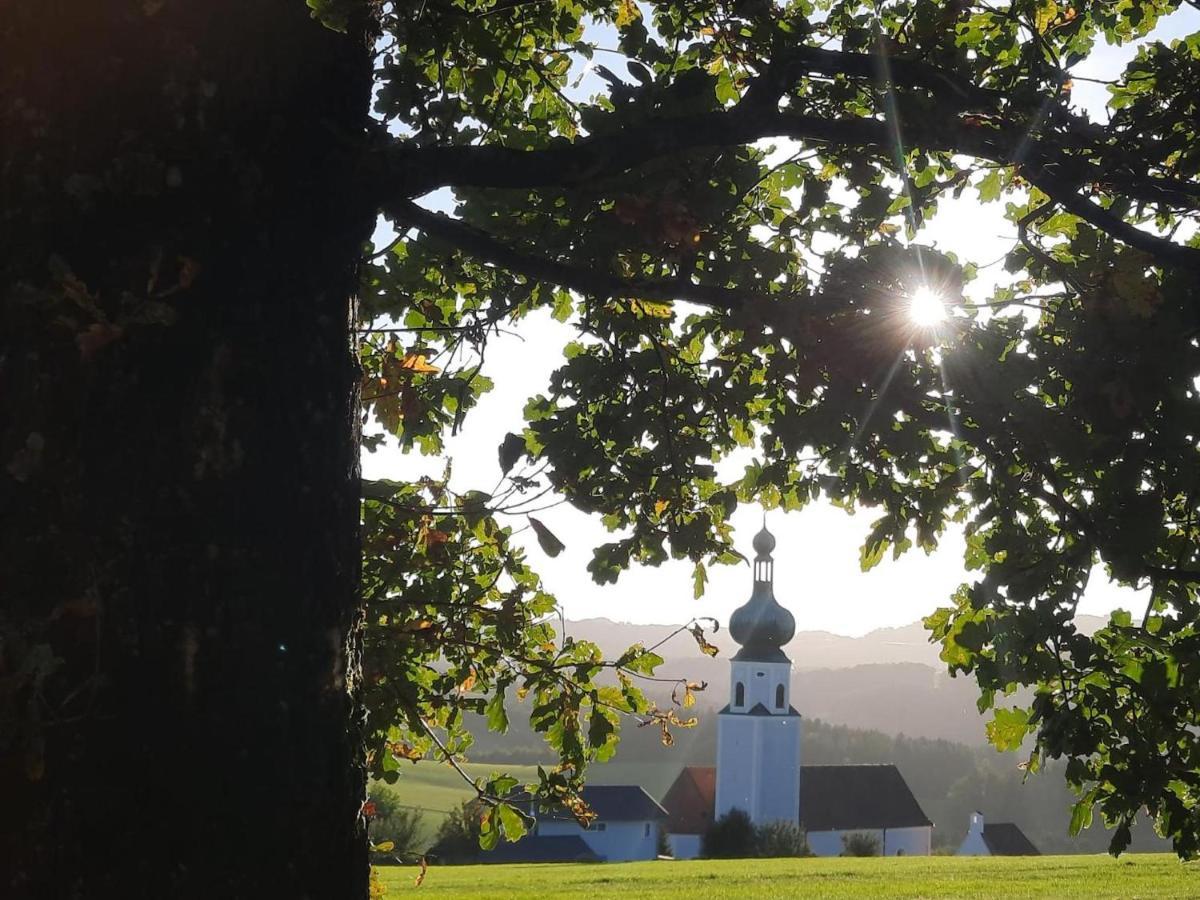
[558,615,1106,745]
[563,614,1106,671]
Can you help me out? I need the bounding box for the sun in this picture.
[908,286,947,326]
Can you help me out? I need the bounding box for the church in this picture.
[660,524,934,858]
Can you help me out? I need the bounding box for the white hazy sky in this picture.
[365,8,1197,636]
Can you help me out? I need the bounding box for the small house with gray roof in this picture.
[957,811,1041,856]
[481,784,667,863]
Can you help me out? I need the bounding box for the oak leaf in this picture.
[400,353,440,374]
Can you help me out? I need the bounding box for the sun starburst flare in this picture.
[908,286,947,327]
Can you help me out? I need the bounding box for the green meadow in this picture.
[377,854,1198,899]
[373,763,537,833]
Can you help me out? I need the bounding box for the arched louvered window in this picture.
[775,683,785,709]
[734,682,745,707]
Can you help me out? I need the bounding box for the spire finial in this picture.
[728,519,794,659]
[752,520,776,559]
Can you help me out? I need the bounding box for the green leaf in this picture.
[487,774,520,798]
[306,0,353,31]
[497,802,529,841]
[859,538,888,572]
[1034,0,1057,33]
[986,707,1031,752]
[588,707,616,752]
[485,689,510,734]
[498,432,526,474]
[923,607,953,639]
[622,649,664,676]
[1069,796,1095,837]
[551,290,574,323]
[528,517,565,557]
[977,170,1003,202]
[478,810,500,850]
[693,561,708,599]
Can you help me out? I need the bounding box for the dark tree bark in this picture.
[1,3,375,896]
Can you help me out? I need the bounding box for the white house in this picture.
[957,811,1040,856]
[484,784,666,863]
[534,785,665,861]
[662,525,934,858]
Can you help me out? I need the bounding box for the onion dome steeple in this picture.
[728,522,795,662]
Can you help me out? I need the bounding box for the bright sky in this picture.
[365,8,1198,637]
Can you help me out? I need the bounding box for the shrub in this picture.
[657,826,671,858]
[367,787,424,863]
[703,810,811,858]
[841,832,881,857]
[756,820,811,858]
[430,800,485,864]
[703,808,758,858]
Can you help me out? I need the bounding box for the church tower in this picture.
[714,524,802,826]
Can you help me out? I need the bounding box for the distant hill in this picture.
[557,617,1114,745]
[562,615,1107,672]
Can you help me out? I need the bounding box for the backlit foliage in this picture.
[354,0,1200,857]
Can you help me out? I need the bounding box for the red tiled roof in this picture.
[661,766,717,835]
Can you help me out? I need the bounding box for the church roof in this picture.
[982,822,1040,856]
[661,766,717,835]
[799,764,933,831]
[659,764,933,835]
[728,524,795,662]
[532,784,667,823]
[716,702,801,717]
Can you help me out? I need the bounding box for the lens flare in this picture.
[909,287,946,326]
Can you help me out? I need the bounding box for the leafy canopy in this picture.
[355,0,1200,857]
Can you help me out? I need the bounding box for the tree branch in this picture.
[1024,170,1200,270]
[377,44,1200,270]
[388,199,795,312]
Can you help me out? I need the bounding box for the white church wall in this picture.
[715,713,760,818]
[667,833,702,860]
[806,826,931,857]
[755,716,802,824]
[716,712,801,826]
[538,818,659,862]
[730,659,792,713]
[807,829,859,857]
[883,826,932,856]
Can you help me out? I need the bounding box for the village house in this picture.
[480,785,666,864]
[956,811,1041,856]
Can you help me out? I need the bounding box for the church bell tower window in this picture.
[775,683,785,709]
[734,682,745,707]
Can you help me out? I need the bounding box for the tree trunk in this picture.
[1,3,374,896]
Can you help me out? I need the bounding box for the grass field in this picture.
[377,854,1199,898]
